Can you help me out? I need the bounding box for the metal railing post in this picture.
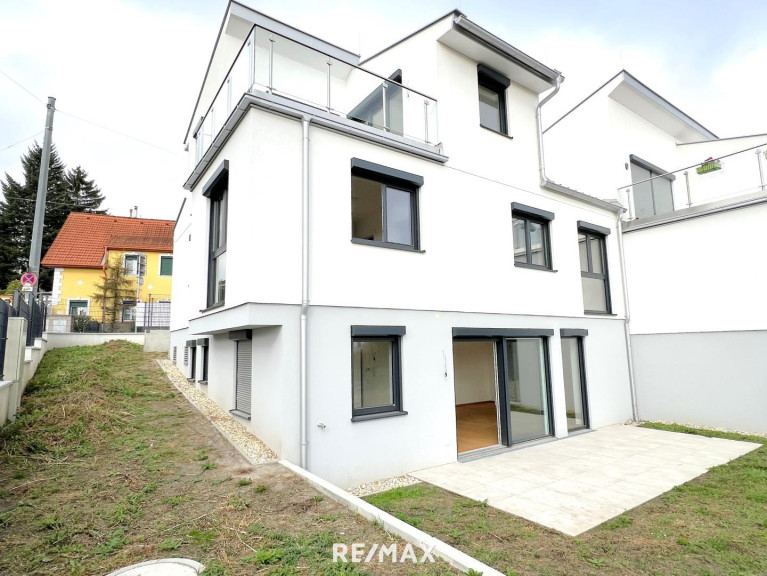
[423,100,429,143]
[624,187,635,220]
[326,60,332,112]
[381,82,388,131]
[684,171,692,207]
[268,36,275,93]
[757,149,765,192]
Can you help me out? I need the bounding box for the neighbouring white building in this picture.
[170,1,637,487]
[545,70,767,435]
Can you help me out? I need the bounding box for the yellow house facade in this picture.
[42,213,174,329]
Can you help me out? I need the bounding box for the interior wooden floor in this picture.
[456,401,499,453]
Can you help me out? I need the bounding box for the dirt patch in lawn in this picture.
[0,342,451,576]
[367,427,767,576]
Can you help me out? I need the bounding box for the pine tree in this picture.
[0,143,105,291]
[91,258,135,332]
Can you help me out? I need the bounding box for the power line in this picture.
[0,131,43,152]
[56,108,184,157]
[0,69,46,105]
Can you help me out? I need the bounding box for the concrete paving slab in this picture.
[412,424,759,536]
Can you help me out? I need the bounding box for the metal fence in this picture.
[0,298,10,379]
[138,295,171,331]
[11,291,46,347]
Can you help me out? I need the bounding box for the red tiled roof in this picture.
[42,213,174,269]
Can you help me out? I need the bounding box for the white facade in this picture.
[170,4,635,487]
[545,70,767,434]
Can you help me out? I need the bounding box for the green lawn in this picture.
[0,342,451,576]
[367,424,767,576]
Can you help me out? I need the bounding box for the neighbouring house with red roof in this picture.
[41,213,174,330]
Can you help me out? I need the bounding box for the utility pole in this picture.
[28,96,56,298]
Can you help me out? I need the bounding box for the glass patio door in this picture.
[505,338,552,444]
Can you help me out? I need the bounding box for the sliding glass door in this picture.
[505,338,552,444]
[561,337,588,431]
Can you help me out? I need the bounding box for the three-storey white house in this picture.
[170,1,634,487]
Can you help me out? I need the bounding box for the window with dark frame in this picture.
[350,158,422,251]
[351,326,406,420]
[478,64,510,135]
[511,203,554,270]
[123,254,138,276]
[629,155,674,219]
[159,255,173,277]
[121,299,136,322]
[203,161,228,308]
[560,330,589,432]
[578,222,611,314]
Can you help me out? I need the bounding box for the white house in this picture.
[170,1,635,488]
[545,70,767,434]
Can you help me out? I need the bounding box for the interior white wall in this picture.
[453,341,496,405]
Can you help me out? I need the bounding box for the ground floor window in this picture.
[233,336,252,418]
[351,326,406,420]
[69,300,89,316]
[121,299,136,322]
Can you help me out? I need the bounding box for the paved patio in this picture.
[412,424,759,536]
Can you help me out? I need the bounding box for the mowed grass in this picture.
[0,342,452,576]
[367,424,767,576]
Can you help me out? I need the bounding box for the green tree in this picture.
[91,258,135,331]
[0,143,105,292]
[3,279,22,294]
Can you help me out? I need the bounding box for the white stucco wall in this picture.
[623,203,767,334]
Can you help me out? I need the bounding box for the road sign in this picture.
[21,284,33,293]
[21,272,37,286]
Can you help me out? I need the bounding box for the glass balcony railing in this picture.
[620,143,767,220]
[195,25,439,162]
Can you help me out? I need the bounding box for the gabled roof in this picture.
[42,213,174,269]
[545,70,717,142]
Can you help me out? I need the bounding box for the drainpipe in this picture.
[536,75,563,186]
[300,116,311,469]
[616,213,639,422]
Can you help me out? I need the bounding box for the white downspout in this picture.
[536,75,563,186]
[300,116,311,468]
[616,214,639,421]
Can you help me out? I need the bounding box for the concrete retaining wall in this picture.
[633,331,767,434]
[44,332,145,350]
[143,330,170,353]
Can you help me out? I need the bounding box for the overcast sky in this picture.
[1,0,765,220]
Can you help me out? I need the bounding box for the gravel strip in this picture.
[348,474,421,497]
[157,359,277,463]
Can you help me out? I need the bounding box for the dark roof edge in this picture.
[544,70,623,134]
[542,180,624,214]
[359,9,463,65]
[452,15,560,84]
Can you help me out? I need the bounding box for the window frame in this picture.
[203,160,229,309]
[123,253,139,276]
[511,202,554,270]
[67,299,89,316]
[477,64,511,135]
[577,221,612,315]
[629,155,675,218]
[350,158,423,252]
[121,299,136,322]
[350,325,407,421]
[560,329,590,432]
[158,254,173,277]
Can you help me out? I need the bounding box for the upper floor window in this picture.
[159,255,173,277]
[578,222,611,314]
[478,64,510,135]
[511,203,554,270]
[629,155,674,219]
[124,254,138,276]
[203,160,228,308]
[350,158,423,251]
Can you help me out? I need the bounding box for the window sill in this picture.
[514,262,557,273]
[187,378,196,383]
[584,311,617,316]
[200,301,225,313]
[351,239,424,253]
[198,380,208,385]
[229,409,251,420]
[480,125,513,139]
[351,410,408,422]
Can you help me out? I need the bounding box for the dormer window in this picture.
[478,64,510,135]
